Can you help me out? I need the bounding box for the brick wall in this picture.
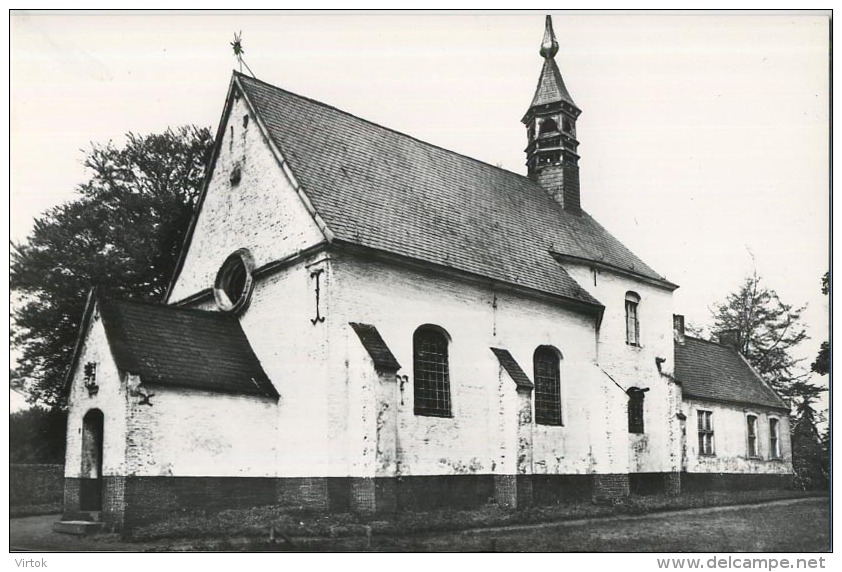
[681,472,793,493]
[121,476,279,528]
[592,473,630,500]
[10,464,64,507]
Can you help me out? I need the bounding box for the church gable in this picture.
[167,75,327,305]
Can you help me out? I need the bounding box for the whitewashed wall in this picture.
[683,398,793,474]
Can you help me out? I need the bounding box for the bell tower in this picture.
[522,16,582,214]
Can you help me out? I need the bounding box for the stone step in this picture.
[53,520,105,536]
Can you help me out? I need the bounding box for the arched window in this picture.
[533,346,562,426]
[627,388,646,434]
[746,414,759,457]
[625,291,641,346]
[769,417,781,459]
[413,325,451,417]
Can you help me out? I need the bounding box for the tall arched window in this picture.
[625,291,641,346]
[769,418,781,459]
[534,346,562,426]
[746,414,759,457]
[413,325,452,417]
[627,387,645,434]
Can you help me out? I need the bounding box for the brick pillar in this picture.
[62,477,81,519]
[350,477,376,513]
[102,476,126,531]
[370,369,399,512]
[664,471,681,495]
[515,387,534,507]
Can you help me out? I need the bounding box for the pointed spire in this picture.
[539,15,559,59]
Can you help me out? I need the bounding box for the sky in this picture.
[8,11,831,412]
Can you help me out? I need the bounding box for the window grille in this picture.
[534,346,562,425]
[413,327,451,417]
[698,410,714,455]
[625,292,641,346]
[747,415,759,457]
[628,388,645,434]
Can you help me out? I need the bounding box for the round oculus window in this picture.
[214,249,255,313]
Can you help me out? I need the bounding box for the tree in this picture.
[810,271,829,376]
[710,272,812,400]
[791,397,829,490]
[11,126,214,408]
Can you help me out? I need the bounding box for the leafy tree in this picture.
[811,272,829,376]
[710,271,812,399]
[11,126,214,408]
[791,397,829,490]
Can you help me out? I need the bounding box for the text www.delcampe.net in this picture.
[656,557,827,570]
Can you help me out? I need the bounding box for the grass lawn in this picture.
[126,489,828,552]
[371,498,830,552]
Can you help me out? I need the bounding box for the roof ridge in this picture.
[234,71,544,187]
[683,335,728,347]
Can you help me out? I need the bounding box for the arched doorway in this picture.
[80,409,104,511]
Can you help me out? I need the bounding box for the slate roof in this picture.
[234,73,673,310]
[674,336,788,411]
[349,322,401,371]
[98,298,277,398]
[529,58,577,109]
[490,348,534,389]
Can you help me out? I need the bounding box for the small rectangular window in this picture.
[698,410,714,455]
[747,415,759,457]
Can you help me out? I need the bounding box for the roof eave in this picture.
[164,73,239,303]
[62,287,99,396]
[681,392,791,413]
[550,250,679,291]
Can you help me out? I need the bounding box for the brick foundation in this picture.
[531,474,593,504]
[592,473,630,500]
[395,475,495,511]
[680,472,793,493]
[63,471,784,530]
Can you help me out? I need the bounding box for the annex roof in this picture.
[675,336,788,411]
[98,298,277,399]
[233,73,674,310]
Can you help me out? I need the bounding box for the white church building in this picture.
[60,16,793,530]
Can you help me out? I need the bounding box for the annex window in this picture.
[627,387,646,434]
[769,418,781,459]
[698,410,714,456]
[625,292,641,347]
[413,325,452,417]
[747,414,759,457]
[533,346,562,426]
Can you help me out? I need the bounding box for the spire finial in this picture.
[539,15,559,59]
